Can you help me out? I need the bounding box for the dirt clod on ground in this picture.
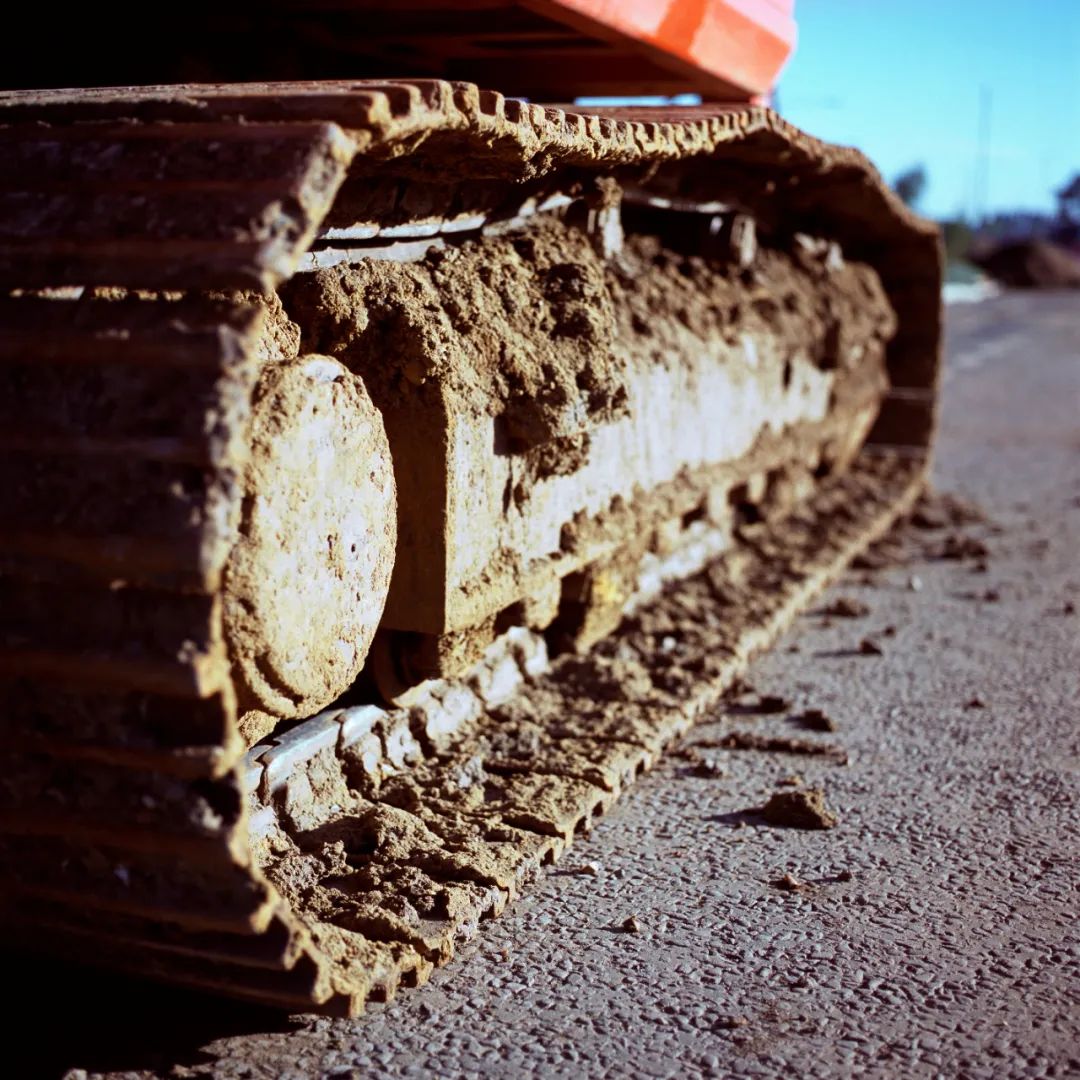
[568,862,601,877]
[620,915,642,934]
[858,637,884,656]
[284,218,626,449]
[691,757,727,778]
[716,1016,750,1030]
[754,694,791,714]
[851,537,906,570]
[771,872,811,892]
[940,533,990,561]
[820,596,869,618]
[795,708,837,732]
[911,490,986,530]
[697,731,847,761]
[762,788,839,829]
[854,490,990,576]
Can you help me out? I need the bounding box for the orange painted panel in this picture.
[530,0,797,97]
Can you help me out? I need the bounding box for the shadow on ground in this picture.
[3,949,291,1079]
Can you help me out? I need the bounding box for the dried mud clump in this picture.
[795,708,837,732]
[282,218,626,449]
[851,536,906,571]
[725,691,791,715]
[284,203,897,462]
[771,872,811,892]
[690,757,727,778]
[849,487,992,582]
[821,596,869,618]
[910,490,986,530]
[762,788,839,829]
[904,489,992,564]
[608,231,896,383]
[939,534,990,561]
[699,730,847,762]
[567,861,601,877]
[755,694,792,714]
[716,1016,750,1030]
[553,653,657,704]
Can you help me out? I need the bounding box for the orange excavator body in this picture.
[0,0,946,1019]
[0,1,796,100]
[503,0,796,98]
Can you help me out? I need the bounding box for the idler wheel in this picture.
[223,355,396,744]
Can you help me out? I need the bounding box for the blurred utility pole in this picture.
[973,85,992,223]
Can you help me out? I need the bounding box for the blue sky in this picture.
[777,0,1080,219]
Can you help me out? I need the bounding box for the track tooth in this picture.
[0,121,357,292]
[3,682,232,757]
[12,900,298,966]
[66,931,340,1012]
[0,294,264,365]
[0,832,276,932]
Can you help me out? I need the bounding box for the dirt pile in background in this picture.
[972,240,1080,289]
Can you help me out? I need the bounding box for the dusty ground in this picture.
[13,290,1079,1079]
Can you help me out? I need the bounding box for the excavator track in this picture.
[0,80,940,1014]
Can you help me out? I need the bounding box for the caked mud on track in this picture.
[0,81,941,1012]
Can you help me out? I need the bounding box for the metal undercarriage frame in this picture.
[0,81,941,1011]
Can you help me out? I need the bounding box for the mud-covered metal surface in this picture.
[3,293,1075,1080]
[284,214,897,646]
[0,81,941,1012]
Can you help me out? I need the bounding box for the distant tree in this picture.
[893,165,928,209]
[1057,173,1080,223]
[941,218,974,263]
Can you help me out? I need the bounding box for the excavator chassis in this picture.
[0,81,941,1013]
